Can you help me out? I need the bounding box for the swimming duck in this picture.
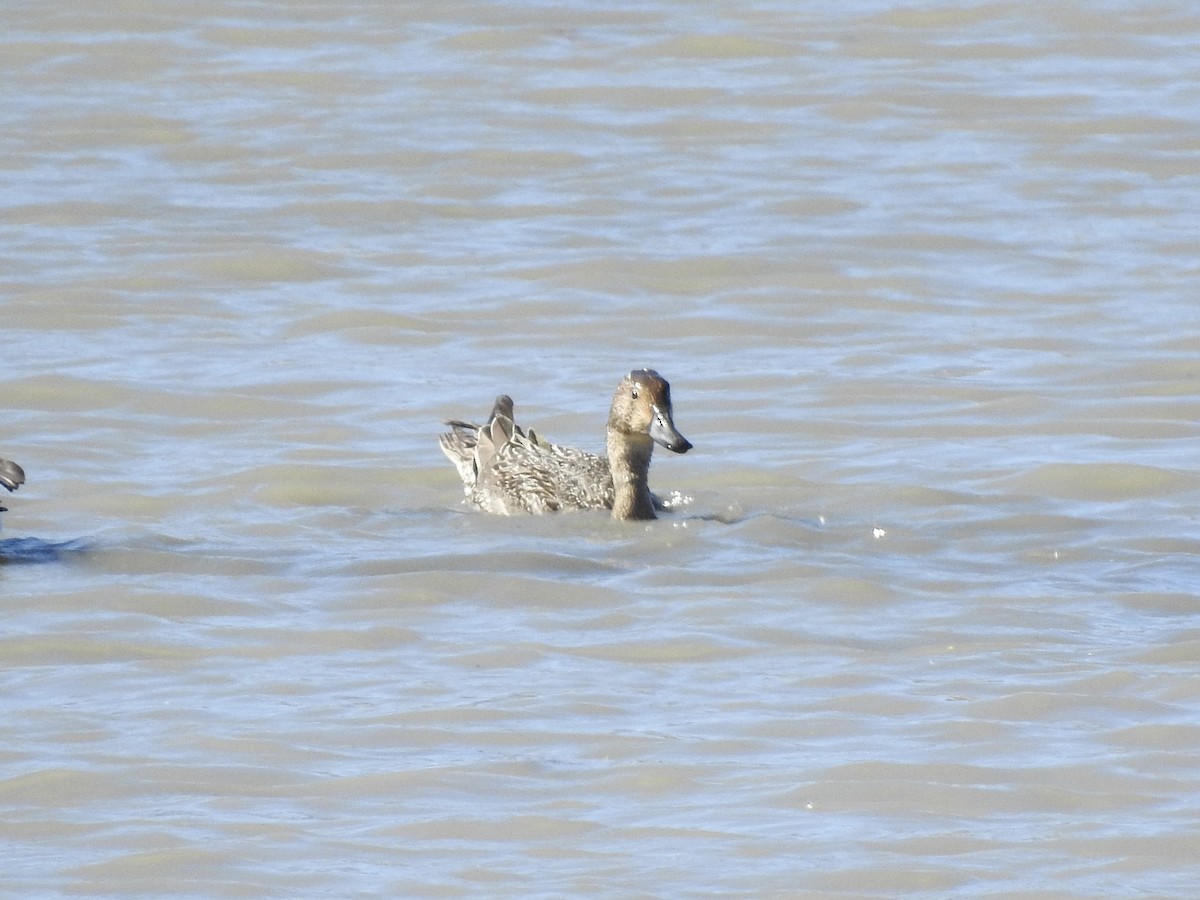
[0,458,24,512]
[439,369,692,520]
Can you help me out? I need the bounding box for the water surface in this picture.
[3,2,1200,896]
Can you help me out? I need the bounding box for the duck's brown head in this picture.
[608,369,692,454]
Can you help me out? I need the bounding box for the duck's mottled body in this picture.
[439,369,691,521]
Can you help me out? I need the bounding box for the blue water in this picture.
[3,2,1200,897]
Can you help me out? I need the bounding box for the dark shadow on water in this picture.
[0,537,92,564]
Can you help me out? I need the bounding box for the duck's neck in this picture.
[606,430,656,520]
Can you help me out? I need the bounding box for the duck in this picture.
[0,458,24,512]
[439,369,692,520]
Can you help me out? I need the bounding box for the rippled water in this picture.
[3,2,1200,896]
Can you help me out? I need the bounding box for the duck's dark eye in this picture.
[631,388,639,400]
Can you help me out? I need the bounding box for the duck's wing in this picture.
[444,395,613,515]
[471,427,565,514]
[0,459,24,493]
[471,411,516,474]
[472,429,613,515]
[439,395,517,491]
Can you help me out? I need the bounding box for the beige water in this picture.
[3,2,1200,896]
